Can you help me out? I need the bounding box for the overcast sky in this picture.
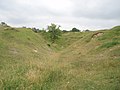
[0,0,120,30]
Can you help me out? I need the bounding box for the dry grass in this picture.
[0,26,120,90]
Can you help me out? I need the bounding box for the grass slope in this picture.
[0,25,120,90]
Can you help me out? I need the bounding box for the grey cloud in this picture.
[0,0,57,25]
[72,0,120,19]
[0,0,120,30]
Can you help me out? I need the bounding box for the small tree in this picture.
[32,27,40,33]
[0,22,8,26]
[48,23,61,43]
[83,29,90,32]
[62,30,68,33]
[71,28,80,32]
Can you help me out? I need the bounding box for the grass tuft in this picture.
[100,41,119,48]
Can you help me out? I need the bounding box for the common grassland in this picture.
[0,25,120,90]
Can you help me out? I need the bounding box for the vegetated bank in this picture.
[0,23,120,90]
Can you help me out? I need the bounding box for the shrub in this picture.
[71,28,80,32]
[62,30,68,33]
[32,28,40,33]
[48,23,62,43]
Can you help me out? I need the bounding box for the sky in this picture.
[0,0,120,30]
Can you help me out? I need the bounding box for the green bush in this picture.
[48,23,62,43]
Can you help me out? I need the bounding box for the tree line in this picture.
[1,22,90,44]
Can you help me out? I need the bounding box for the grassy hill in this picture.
[0,25,120,90]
